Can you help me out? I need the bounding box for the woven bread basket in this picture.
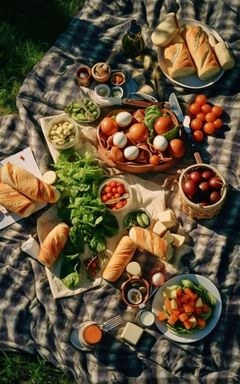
[178,163,227,219]
[97,107,180,174]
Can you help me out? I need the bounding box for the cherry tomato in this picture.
[193,130,204,142]
[209,191,221,203]
[115,201,123,209]
[109,181,116,188]
[190,118,203,131]
[107,192,112,199]
[101,194,108,202]
[203,122,215,135]
[199,181,210,193]
[195,95,207,106]
[211,105,222,117]
[189,171,202,184]
[117,186,125,194]
[154,116,173,135]
[104,186,111,193]
[201,104,212,114]
[201,170,214,180]
[188,103,202,115]
[114,193,120,198]
[182,180,197,196]
[205,112,216,123]
[213,118,223,129]
[100,117,118,136]
[149,155,161,166]
[196,112,206,122]
[209,177,222,189]
[112,187,117,193]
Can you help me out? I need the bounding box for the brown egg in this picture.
[109,146,125,162]
[128,123,148,142]
[168,139,185,158]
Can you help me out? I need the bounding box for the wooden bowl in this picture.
[97,107,181,174]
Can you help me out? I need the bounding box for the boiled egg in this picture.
[153,135,168,152]
[124,146,139,161]
[113,132,127,148]
[116,111,132,127]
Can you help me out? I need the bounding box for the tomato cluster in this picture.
[188,95,223,142]
[100,180,128,210]
[182,167,223,206]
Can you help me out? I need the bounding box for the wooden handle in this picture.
[194,151,203,164]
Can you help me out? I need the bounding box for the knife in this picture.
[169,93,203,164]
[122,98,164,108]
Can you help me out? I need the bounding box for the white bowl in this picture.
[94,84,111,98]
[98,177,132,212]
[46,116,79,150]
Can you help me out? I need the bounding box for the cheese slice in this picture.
[171,233,185,247]
[157,209,177,229]
[162,230,174,244]
[153,221,167,237]
[121,322,143,345]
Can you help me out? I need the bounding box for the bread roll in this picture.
[102,236,137,282]
[163,33,196,78]
[38,222,69,267]
[0,182,35,217]
[129,227,168,260]
[151,13,179,47]
[0,162,60,203]
[183,25,221,81]
[214,42,235,70]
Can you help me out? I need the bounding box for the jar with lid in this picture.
[122,20,145,59]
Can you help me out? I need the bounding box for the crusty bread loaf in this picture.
[213,42,235,70]
[151,13,179,47]
[129,227,168,260]
[102,236,137,282]
[183,25,221,81]
[38,222,69,267]
[163,33,196,79]
[0,182,35,217]
[0,162,60,203]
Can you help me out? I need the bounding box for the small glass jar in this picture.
[78,321,103,348]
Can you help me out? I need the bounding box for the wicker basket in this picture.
[97,107,181,174]
[178,163,227,219]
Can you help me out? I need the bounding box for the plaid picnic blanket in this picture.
[1,0,240,383]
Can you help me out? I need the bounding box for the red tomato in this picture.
[101,117,118,136]
[213,118,223,129]
[205,112,216,123]
[190,118,203,131]
[109,181,116,188]
[195,95,207,105]
[168,139,185,158]
[182,180,197,196]
[188,103,202,115]
[193,130,204,142]
[149,155,160,165]
[196,112,206,122]
[101,194,108,202]
[211,105,222,117]
[201,104,212,114]
[128,123,148,142]
[189,171,202,183]
[117,186,125,194]
[203,122,215,135]
[154,116,173,134]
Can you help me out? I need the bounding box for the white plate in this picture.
[158,19,225,89]
[152,273,222,343]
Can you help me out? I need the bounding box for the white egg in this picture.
[153,135,168,152]
[151,272,165,287]
[113,132,127,148]
[124,145,139,161]
[116,111,132,127]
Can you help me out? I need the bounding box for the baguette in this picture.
[183,25,220,81]
[0,162,60,203]
[129,227,168,260]
[151,13,179,47]
[0,182,35,217]
[38,222,69,267]
[102,236,137,282]
[163,33,196,78]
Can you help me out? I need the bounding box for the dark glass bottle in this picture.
[122,20,145,59]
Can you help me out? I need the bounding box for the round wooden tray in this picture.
[97,107,181,174]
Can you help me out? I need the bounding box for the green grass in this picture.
[0,0,85,382]
[0,0,85,114]
[0,351,75,384]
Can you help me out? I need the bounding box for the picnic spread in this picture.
[0,0,240,383]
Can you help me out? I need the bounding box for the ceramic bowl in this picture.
[46,116,79,150]
[98,177,132,212]
[92,62,111,83]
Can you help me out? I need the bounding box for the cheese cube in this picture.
[171,233,185,247]
[120,322,143,346]
[157,209,177,229]
[153,221,167,237]
[165,244,173,261]
[162,230,174,244]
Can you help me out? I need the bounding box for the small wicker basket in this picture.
[178,163,227,219]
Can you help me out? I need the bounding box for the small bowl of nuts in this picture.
[47,115,79,150]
